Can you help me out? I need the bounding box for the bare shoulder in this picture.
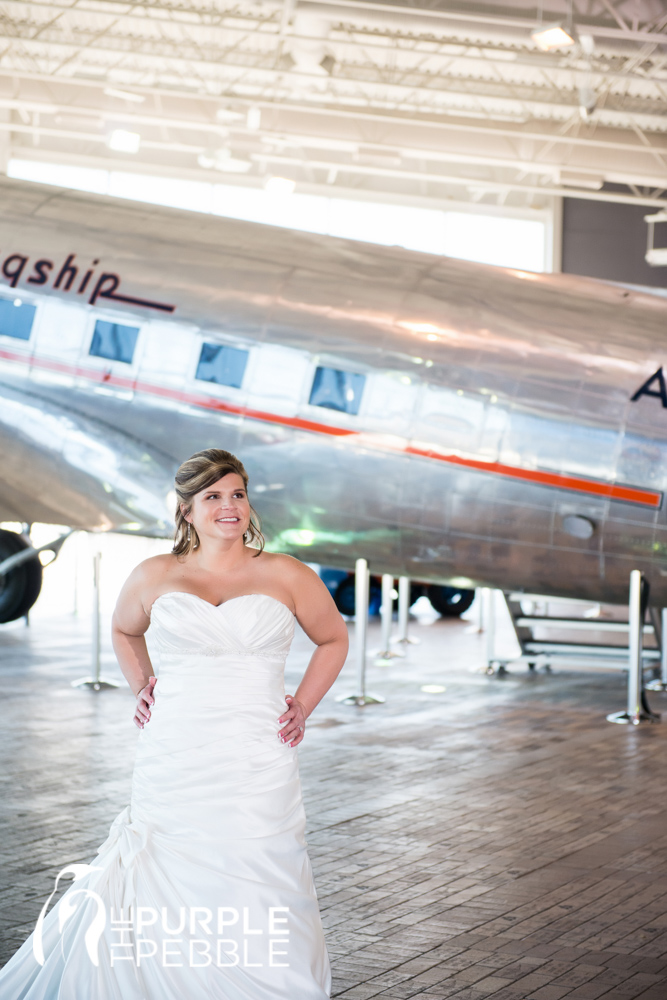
[120,553,180,604]
[259,552,318,584]
[260,553,345,642]
[259,553,333,611]
[115,552,182,630]
[127,552,177,587]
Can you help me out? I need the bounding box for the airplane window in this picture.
[196,342,248,388]
[309,366,365,415]
[0,297,36,341]
[89,319,139,364]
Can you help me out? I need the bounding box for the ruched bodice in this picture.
[137,593,298,762]
[149,591,295,657]
[0,593,331,1000]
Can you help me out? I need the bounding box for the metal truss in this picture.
[0,0,665,208]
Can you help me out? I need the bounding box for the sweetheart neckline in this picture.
[150,591,295,617]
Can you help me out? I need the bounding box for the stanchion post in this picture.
[376,574,402,661]
[607,570,659,725]
[23,523,32,626]
[72,551,120,692]
[391,576,419,646]
[356,559,368,692]
[647,607,667,692]
[337,558,385,706]
[92,550,101,678]
[476,587,484,633]
[73,530,80,617]
[484,588,496,671]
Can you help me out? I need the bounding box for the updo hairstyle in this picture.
[172,448,264,558]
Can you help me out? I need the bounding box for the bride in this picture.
[0,448,349,999]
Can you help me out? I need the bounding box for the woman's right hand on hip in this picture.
[134,676,157,729]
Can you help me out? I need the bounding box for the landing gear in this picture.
[330,574,475,619]
[0,529,43,623]
[427,584,475,617]
[333,575,382,616]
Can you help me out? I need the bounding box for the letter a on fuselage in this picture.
[631,367,667,408]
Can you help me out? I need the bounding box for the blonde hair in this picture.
[172,449,264,558]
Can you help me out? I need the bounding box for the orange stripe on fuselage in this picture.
[405,447,661,508]
[0,347,661,508]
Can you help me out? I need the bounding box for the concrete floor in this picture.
[2,605,667,999]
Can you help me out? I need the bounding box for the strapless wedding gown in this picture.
[0,592,331,999]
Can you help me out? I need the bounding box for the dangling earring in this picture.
[187,523,191,542]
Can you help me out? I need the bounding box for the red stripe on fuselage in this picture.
[0,347,661,508]
[406,447,661,508]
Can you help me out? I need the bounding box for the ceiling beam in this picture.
[2,68,667,160]
[251,149,667,205]
[7,0,667,50]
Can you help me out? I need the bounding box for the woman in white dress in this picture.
[0,448,349,999]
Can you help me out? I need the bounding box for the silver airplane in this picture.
[0,174,665,623]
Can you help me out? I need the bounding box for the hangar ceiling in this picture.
[0,0,666,209]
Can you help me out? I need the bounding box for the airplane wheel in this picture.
[333,577,355,616]
[427,584,475,617]
[0,529,43,623]
[334,576,382,616]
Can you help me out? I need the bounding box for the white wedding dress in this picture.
[0,592,331,999]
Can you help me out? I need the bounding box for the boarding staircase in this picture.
[495,591,662,673]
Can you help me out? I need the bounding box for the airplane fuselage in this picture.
[1,177,666,604]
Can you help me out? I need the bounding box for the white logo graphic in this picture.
[33,864,105,967]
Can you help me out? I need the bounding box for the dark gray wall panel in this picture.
[562,196,667,288]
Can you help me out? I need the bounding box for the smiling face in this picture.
[185,472,251,547]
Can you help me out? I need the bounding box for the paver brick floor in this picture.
[1,605,667,999]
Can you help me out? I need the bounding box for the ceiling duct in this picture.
[288,14,333,76]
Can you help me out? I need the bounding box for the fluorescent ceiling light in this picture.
[104,87,145,103]
[247,107,262,131]
[198,149,252,174]
[220,160,253,174]
[264,176,295,195]
[108,129,141,153]
[198,151,216,169]
[531,22,575,50]
[215,107,244,123]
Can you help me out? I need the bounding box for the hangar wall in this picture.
[562,196,667,288]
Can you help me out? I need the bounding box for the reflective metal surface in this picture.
[1,176,667,604]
